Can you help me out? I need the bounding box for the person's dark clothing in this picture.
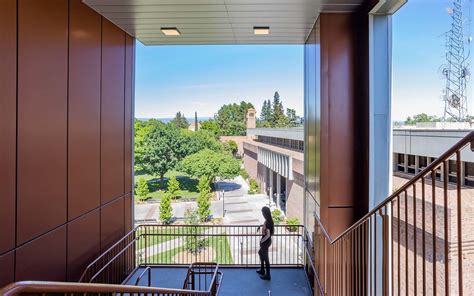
[258,221,274,277]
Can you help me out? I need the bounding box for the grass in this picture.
[136,226,195,250]
[144,233,234,264]
[134,170,200,201]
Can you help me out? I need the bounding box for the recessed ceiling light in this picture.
[161,27,180,36]
[254,26,270,35]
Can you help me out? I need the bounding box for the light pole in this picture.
[221,190,226,217]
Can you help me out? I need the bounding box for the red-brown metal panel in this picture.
[318,13,370,238]
[68,0,101,220]
[0,251,15,287]
[15,226,67,281]
[0,0,17,255]
[124,35,134,195]
[17,0,68,245]
[124,193,132,232]
[100,196,125,252]
[101,19,125,204]
[67,209,100,281]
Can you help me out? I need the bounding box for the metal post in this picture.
[222,190,225,217]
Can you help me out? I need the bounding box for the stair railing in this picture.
[313,131,474,295]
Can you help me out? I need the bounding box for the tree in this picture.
[225,140,238,156]
[272,91,288,127]
[200,119,222,137]
[159,192,173,224]
[170,111,189,129]
[136,123,180,187]
[184,208,208,253]
[215,101,254,136]
[179,129,223,158]
[135,178,150,201]
[180,149,241,182]
[167,176,180,200]
[286,108,301,127]
[196,176,211,222]
[405,113,441,125]
[259,99,273,127]
[134,119,162,171]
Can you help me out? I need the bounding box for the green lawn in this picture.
[136,226,196,250]
[145,233,234,264]
[134,170,200,201]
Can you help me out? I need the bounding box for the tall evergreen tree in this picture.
[259,99,272,126]
[272,91,287,127]
[170,111,189,129]
[286,108,301,127]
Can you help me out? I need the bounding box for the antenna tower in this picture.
[442,0,471,121]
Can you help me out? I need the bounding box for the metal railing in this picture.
[313,131,474,295]
[75,224,316,291]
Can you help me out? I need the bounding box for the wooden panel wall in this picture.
[0,0,135,286]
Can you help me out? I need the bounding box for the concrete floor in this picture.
[125,266,312,296]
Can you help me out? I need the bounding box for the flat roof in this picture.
[247,127,304,141]
[82,0,366,45]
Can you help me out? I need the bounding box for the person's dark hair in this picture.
[261,206,274,235]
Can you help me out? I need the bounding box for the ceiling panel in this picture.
[82,0,364,45]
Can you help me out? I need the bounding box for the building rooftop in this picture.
[247,127,304,141]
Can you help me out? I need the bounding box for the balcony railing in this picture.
[313,131,474,295]
[2,224,313,295]
[79,224,314,286]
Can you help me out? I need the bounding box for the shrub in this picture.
[159,192,173,224]
[272,209,283,225]
[184,208,209,253]
[248,178,259,194]
[226,140,238,156]
[135,177,150,201]
[196,176,211,222]
[240,168,249,180]
[167,176,180,200]
[286,217,300,232]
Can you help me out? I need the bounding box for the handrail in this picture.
[0,281,212,296]
[134,266,152,286]
[319,130,474,244]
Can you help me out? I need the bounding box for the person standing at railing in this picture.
[256,206,274,280]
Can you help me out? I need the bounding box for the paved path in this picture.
[135,176,273,225]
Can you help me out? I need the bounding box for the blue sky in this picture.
[392,0,472,121]
[135,44,304,118]
[135,0,472,121]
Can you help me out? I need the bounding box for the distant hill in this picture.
[136,117,212,123]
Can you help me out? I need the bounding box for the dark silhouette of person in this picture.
[256,206,274,280]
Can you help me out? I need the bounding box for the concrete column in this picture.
[276,174,281,209]
[403,154,408,173]
[269,169,274,203]
[415,155,419,174]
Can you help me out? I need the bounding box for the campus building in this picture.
[393,126,474,185]
[243,127,305,223]
[3,0,472,295]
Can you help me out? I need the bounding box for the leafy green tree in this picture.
[225,140,238,156]
[200,119,222,136]
[180,149,241,182]
[159,192,173,224]
[135,177,150,201]
[286,108,301,127]
[405,113,441,125]
[167,176,180,200]
[196,176,211,222]
[184,208,208,253]
[134,119,161,171]
[215,101,254,136]
[179,129,223,158]
[170,111,189,129]
[136,123,180,187]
